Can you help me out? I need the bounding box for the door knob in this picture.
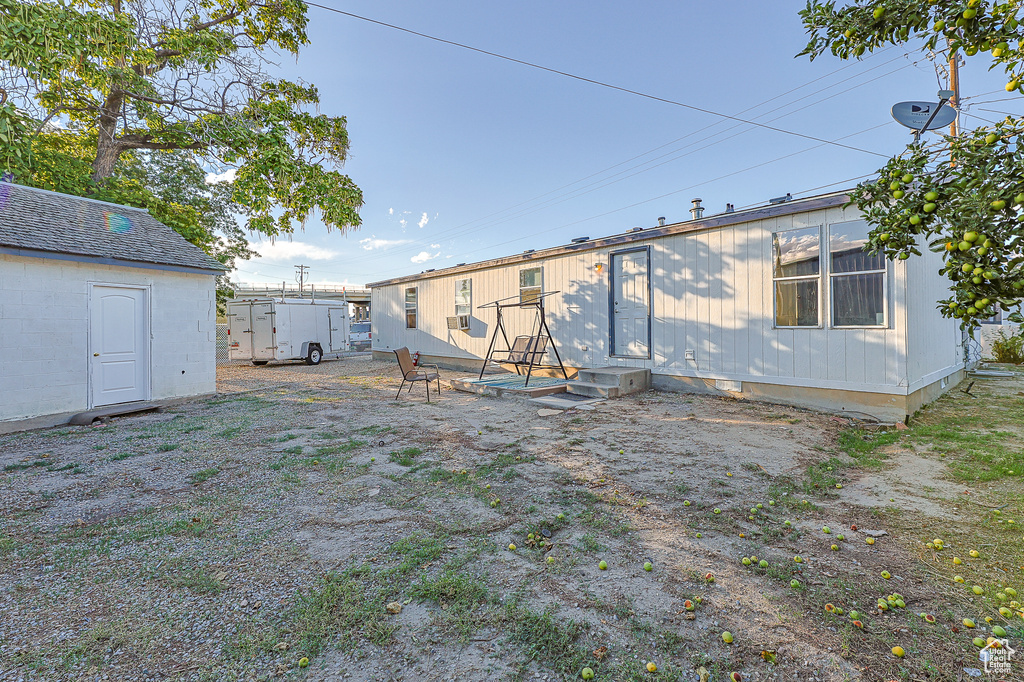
[93,353,100,357]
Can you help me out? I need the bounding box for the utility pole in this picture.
[949,45,961,165]
[294,264,309,296]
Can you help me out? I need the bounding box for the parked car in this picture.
[349,322,371,351]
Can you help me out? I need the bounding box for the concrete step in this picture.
[575,367,651,395]
[565,381,621,399]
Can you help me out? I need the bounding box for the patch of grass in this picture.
[215,426,244,439]
[157,443,179,452]
[268,433,299,443]
[282,446,303,455]
[577,534,605,553]
[108,451,133,462]
[162,567,225,594]
[566,438,584,447]
[500,600,594,677]
[355,425,395,435]
[290,567,396,656]
[315,439,367,456]
[188,467,220,485]
[837,429,900,467]
[389,447,422,466]
[0,535,15,556]
[46,462,79,472]
[410,571,491,639]
[384,532,446,578]
[4,460,49,472]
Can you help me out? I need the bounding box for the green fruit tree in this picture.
[0,0,362,238]
[799,0,1023,328]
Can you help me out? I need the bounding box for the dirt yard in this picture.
[1,357,1022,682]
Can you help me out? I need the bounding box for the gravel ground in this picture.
[0,357,1018,682]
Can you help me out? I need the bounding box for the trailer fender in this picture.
[301,342,323,365]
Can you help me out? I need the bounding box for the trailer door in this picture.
[226,302,253,361]
[328,307,349,352]
[250,301,277,361]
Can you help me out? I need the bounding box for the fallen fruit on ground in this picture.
[684,599,695,611]
[881,570,891,579]
[644,562,653,572]
[963,618,976,628]
[849,610,860,620]
[992,625,1007,637]
[298,657,309,668]
[972,585,984,595]
[924,614,936,623]
[705,572,715,583]
[866,537,875,545]
[508,543,516,551]
[598,560,607,570]
[970,549,980,558]
[722,631,734,643]
[852,620,864,628]
[646,662,657,673]
[973,637,987,648]
[581,668,595,680]
[759,559,768,568]
[892,646,905,658]
[790,579,801,588]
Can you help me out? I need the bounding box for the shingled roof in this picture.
[0,182,226,272]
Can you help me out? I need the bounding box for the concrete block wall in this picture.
[0,254,218,423]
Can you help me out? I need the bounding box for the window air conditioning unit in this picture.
[446,315,471,331]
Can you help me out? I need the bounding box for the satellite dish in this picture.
[891,101,958,131]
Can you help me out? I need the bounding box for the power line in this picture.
[306,2,890,159]
[428,121,895,261]
[322,56,913,268]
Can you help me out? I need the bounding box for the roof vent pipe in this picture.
[725,203,735,213]
[690,198,704,220]
[657,216,666,227]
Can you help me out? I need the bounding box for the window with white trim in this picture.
[455,279,472,317]
[405,287,417,328]
[773,227,821,327]
[520,266,542,304]
[829,220,886,327]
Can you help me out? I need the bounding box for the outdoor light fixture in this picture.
[594,262,605,273]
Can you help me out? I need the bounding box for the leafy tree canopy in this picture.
[0,0,362,238]
[799,0,1023,328]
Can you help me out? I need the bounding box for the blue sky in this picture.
[231,0,1015,289]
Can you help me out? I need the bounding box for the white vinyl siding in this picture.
[370,202,960,397]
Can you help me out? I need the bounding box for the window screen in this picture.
[773,227,821,327]
[455,279,471,317]
[520,267,542,304]
[829,220,886,327]
[405,287,417,329]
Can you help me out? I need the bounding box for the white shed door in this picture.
[611,250,650,357]
[90,286,148,407]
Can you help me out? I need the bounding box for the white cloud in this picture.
[388,208,394,216]
[253,240,339,262]
[411,251,440,264]
[399,218,408,229]
[418,212,429,228]
[430,243,440,249]
[360,236,411,251]
[205,168,237,184]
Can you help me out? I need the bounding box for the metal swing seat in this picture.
[477,291,568,387]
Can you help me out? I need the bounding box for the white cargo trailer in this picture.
[226,298,350,365]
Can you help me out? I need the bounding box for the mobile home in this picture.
[368,192,965,421]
